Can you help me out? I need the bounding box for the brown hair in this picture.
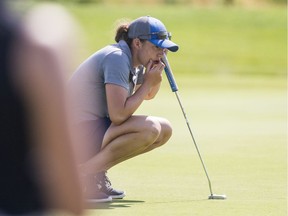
[114,20,132,44]
[114,19,146,47]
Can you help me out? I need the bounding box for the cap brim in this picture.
[149,39,179,52]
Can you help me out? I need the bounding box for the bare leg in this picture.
[79,115,172,175]
[100,116,172,170]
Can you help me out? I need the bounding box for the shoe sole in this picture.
[111,192,126,199]
[86,196,112,203]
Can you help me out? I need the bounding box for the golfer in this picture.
[68,15,179,203]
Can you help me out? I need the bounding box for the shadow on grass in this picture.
[85,198,212,210]
[85,199,145,209]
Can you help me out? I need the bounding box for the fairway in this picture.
[61,3,286,215]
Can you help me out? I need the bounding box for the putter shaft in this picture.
[162,53,226,200]
[174,91,213,196]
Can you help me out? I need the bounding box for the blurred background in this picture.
[8,0,286,78]
[9,0,286,122]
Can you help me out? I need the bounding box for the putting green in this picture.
[57,3,286,215]
[84,75,286,216]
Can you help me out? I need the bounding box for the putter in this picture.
[162,53,226,200]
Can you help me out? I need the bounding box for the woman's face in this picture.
[137,40,167,67]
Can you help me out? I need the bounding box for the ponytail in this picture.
[114,23,128,42]
[114,21,132,45]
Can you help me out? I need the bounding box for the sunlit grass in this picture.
[61,4,287,215]
[13,2,285,215]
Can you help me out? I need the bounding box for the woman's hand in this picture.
[140,60,164,100]
[143,59,165,88]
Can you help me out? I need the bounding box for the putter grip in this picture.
[162,54,178,92]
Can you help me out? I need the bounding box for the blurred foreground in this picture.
[0,2,85,215]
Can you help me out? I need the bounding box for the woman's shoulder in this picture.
[103,43,130,63]
[81,41,131,70]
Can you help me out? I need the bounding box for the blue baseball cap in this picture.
[128,16,179,52]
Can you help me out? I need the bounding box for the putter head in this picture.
[208,194,227,200]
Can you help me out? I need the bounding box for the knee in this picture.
[144,118,162,142]
[162,118,173,138]
[143,117,172,145]
[158,118,173,145]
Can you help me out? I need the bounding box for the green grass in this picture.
[50,3,286,215]
[65,4,286,77]
[83,75,286,216]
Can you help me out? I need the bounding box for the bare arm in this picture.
[135,82,161,100]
